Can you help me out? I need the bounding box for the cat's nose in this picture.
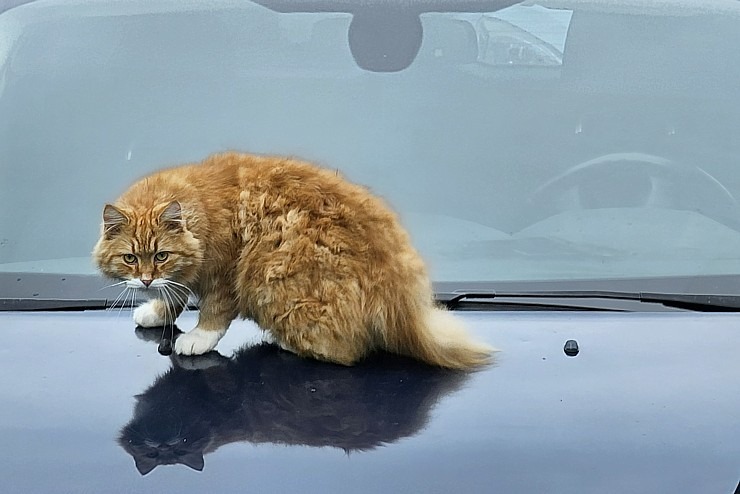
[141,279,152,287]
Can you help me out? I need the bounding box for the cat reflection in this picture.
[120,329,469,475]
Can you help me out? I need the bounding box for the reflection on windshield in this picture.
[119,329,468,475]
[2,0,740,289]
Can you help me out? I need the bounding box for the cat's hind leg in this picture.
[258,287,372,366]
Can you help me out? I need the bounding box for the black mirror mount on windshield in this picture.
[348,9,423,72]
[250,0,521,72]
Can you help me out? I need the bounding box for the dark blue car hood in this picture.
[0,310,738,493]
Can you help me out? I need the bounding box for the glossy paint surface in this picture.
[0,310,738,493]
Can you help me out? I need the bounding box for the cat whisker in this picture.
[110,284,132,307]
[167,289,179,327]
[164,281,196,312]
[165,287,187,314]
[107,288,125,311]
[111,288,129,319]
[123,287,136,317]
[124,423,145,440]
[158,289,168,331]
[164,282,187,298]
[162,286,181,329]
[158,288,177,343]
[160,288,174,329]
[159,307,169,343]
[166,286,178,317]
[165,283,193,311]
[99,280,128,291]
[175,420,184,438]
[108,286,130,314]
[163,279,196,297]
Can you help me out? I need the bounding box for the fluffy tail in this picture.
[407,307,496,370]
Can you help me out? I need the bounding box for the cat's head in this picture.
[120,429,208,475]
[93,200,203,290]
[119,364,217,475]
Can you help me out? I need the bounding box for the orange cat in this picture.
[93,153,493,368]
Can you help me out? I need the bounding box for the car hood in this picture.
[0,310,738,493]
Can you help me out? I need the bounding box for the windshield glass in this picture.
[2,0,740,294]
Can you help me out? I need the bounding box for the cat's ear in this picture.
[133,456,158,476]
[180,452,205,472]
[103,204,127,236]
[159,201,184,230]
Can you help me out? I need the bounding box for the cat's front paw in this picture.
[174,328,226,356]
[133,300,165,327]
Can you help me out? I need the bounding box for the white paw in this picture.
[133,301,165,327]
[174,328,226,356]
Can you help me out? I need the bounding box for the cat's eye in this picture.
[122,254,138,264]
[154,251,169,263]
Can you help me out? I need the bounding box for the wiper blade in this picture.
[0,298,110,312]
[438,290,740,312]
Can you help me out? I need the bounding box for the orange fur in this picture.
[93,152,494,369]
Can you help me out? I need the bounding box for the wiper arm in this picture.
[438,290,740,312]
[0,298,110,312]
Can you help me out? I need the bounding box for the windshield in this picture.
[2,0,740,297]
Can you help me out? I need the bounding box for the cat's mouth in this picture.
[126,279,167,289]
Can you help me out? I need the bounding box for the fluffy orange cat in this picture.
[93,153,493,368]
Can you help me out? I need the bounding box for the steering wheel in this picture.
[529,152,738,225]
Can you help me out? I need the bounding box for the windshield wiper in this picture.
[5,290,740,313]
[438,290,740,312]
[0,298,110,312]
